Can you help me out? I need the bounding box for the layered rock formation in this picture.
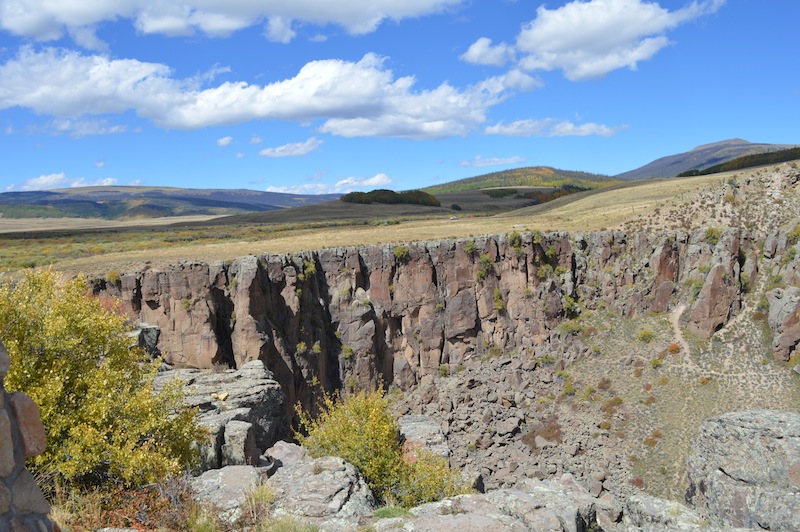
[153,360,287,471]
[0,341,55,532]
[686,410,800,530]
[99,226,777,424]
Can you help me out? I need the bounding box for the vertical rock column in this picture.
[0,341,54,532]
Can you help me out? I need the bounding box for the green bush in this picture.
[0,269,202,488]
[393,245,410,262]
[295,389,470,507]
[637,328,656,343]
[705,227,721,246]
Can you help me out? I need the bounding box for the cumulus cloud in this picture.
[250,135,263,144]
[516,0,725,80]
[15,173,118,191]
[460,37,515,66]
[93,160,105,168]
[259,137,322,157]
[459,155,526,167]
[0,48,522,139]
[265,173,392,194]
[460,0,724,80]
[216,135,233,146]
[485,118,625,137]
[0,0,464,44]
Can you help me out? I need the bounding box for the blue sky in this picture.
[0,0,797,194]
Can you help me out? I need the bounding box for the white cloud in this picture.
[266,183,332,195]
[0,48,520,139]
[93,160,105,168]
[217,135,233,146]
[513,0,725,80]
[0,0,464,43]
[485,118,625,137]
[250,135,262,144]
[15,173,119,191]
[265,173,392,194]
[460,37,515,66]
[459,155,526,167]
[265,16,295,43]
[334,173,392,190]
[259,137,322,157]
[235,152,245,159]
[45,118,127,138]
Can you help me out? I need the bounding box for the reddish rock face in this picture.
[109,228,754,408]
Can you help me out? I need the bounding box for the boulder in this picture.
[154,360,287,471]
[398,414,450,460]
[686,410,800,530]
[265,442,376,530]
[374,474,600,532]
[766,287,800,361]
[191,465,263,524]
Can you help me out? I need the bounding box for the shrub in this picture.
[637,328,656,343]
[295,389,469,507]
[438,365,449,377]
[0,269,202,489]
[450,204,462,211]
[341,345,354,360]
[667,343,681,354]
[705,227,722,246]
[464,240,476,254]
[493,288,504,312]
[393,245,410,262]
[106,270,121,284]
[651,358,663,369]
[478,253,494,280]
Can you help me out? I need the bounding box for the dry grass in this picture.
[0,214,226,233]
[47,172,741,277]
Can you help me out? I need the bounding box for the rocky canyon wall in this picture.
[93,225,800,419]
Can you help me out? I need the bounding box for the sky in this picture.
[0,0,798,195]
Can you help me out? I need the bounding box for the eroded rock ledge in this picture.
[96,226,800,422]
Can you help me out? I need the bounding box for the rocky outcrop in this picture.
[374,473,606,532]
[766,286,800,361]
[0,341,55,532]
[154,360,287,471]
[266,442,377,530]
[685,410,800,530]
[101,228,757,425]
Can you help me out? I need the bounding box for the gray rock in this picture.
[191,465,263,524]
[375,474,598,532]
[398,414,450,459]
[222,420,258,466]
[623,494,708,531]
[686,410,800,530]
[154,360,287,472]
[266,443,376,530]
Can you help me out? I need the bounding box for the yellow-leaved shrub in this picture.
[0,268,203,488]
[295,388,471,508]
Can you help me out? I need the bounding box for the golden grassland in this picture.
[0,171,743,278]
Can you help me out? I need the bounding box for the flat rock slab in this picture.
[686,410,800,530]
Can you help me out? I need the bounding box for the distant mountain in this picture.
[423,166,614,194]
[616,139,796,180]
[0,186,340,220]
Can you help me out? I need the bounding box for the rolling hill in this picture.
[0,186,340,220]
[423,166,614,193]
[615,138,795,180]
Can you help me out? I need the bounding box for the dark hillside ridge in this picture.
[0,186,340,219]
[616,139,795,180]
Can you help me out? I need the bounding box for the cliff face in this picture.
[95,226,795,419]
